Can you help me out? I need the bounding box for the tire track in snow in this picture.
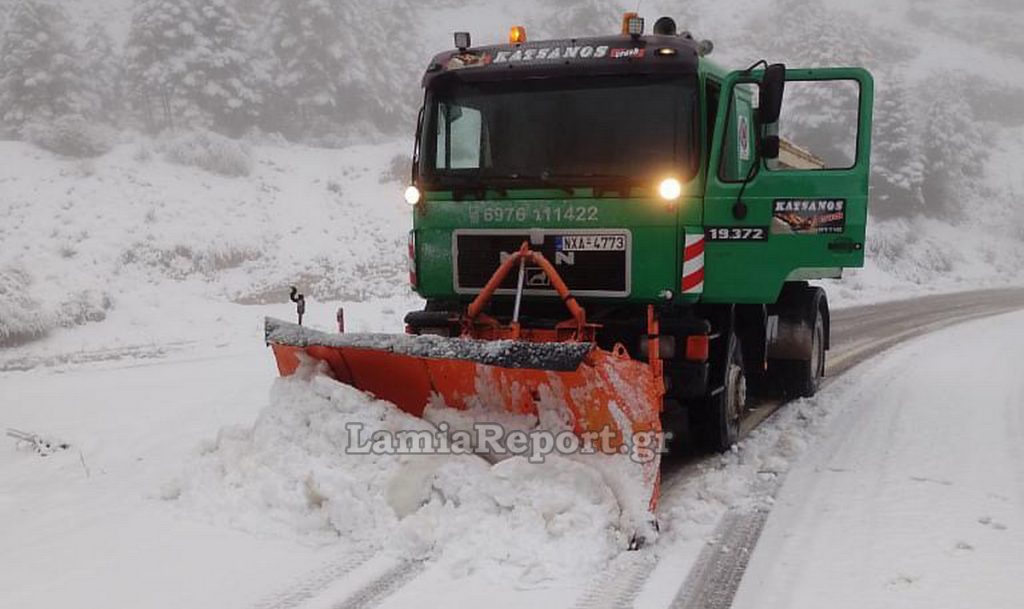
[572,551,659,609]
[252,548,377,609]
[668,506,771,609]
[329,559,427,609]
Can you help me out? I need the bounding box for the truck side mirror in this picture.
[759,63,786,160]
[759,63,786,123]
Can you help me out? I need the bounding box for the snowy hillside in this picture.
[0,136,420,351]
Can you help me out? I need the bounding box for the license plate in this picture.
[556,234,628,252]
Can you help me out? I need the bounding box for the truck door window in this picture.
[718,83,757,182]
[436,103,484,170]
[770,80,861,170]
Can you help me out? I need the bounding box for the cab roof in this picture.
[422,34,703,88]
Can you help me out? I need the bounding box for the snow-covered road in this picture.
[2,294,1023,609]
[733,310,1024,609]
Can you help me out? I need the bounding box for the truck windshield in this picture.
[420,75,698,189]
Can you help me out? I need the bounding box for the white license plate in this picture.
[557,234,627,252]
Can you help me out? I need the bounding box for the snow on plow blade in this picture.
[264,317,665,516]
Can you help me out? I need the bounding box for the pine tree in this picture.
[918,78,988,221]
[362,0,424,123]
[81,22,123,125]
[123,0,205,132]
[0,0,90,132]
[262,0,422,136]
[190,0,261,134]
[871,79,925,219]
[264,0,350,132]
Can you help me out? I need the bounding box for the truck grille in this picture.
[453,230,631,297]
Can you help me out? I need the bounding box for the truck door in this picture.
[701,67,874,304]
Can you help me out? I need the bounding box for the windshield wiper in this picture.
[438,173,507,200]
[543,173,638,197]
[483,173,578,195]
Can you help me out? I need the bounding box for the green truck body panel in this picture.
[412,55,874,307]
[701,67,874,303]
[415,193,703,304]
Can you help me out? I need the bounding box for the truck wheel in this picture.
[775,307,826,398]
[701,333,746,452]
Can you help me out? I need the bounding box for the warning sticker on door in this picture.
[738,114,751,162]
[771,199,846,235]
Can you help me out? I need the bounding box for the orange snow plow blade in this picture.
[266,244,667,529]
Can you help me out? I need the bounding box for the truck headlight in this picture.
[658,178,683,201]
[404,186,422,206]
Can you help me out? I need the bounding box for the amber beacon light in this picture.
[509,25,527,44]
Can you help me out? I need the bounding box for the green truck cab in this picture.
[403,16,874,449]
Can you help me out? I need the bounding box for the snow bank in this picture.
[175,363,624,586]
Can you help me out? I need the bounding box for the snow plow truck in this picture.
[266,14,874,545]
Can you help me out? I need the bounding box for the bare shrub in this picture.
[0,268,53,347]
[23,115,115,158]
[160,130,254,177]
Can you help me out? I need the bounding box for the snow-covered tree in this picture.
[871,79,925,218]
[81,22,123,125]
[0,0,91,132]
[367,0,427,120]
[190,0,262,134]
[263,0,360,132]
[123,0,205,132]
[917,78,989,221]
[261,0,424,136]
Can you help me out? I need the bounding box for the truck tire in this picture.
[697,332,746,452]
[775,306,826,398]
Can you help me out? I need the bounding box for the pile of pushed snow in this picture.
[173,363,623,585]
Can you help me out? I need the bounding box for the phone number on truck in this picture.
[469,205,600,224]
